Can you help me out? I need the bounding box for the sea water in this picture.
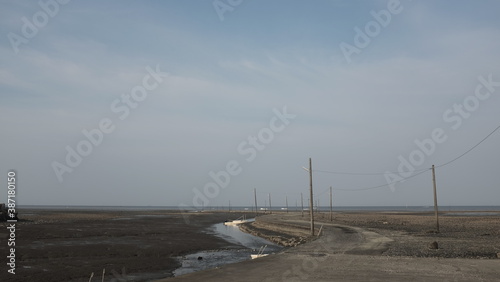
[172,220,282,277]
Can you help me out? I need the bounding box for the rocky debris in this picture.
[239,221,309,247]
[429,241,439,250]
[267,236,307,247]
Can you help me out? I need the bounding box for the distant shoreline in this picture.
[16,205,500,212]
[2,208,498,281]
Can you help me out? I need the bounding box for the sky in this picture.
[1,0,499,208]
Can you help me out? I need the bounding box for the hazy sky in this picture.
[1,0,499,208]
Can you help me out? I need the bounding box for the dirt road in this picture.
[165,215,500,281]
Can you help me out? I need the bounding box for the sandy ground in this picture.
[166,211,500,282]
[249,211,500,258]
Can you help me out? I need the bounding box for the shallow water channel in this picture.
[173,219,282,276]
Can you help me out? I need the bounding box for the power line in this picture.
[313,167,429,176]
[314,170,386,176]
[307,123,499,195]
[314,123,500,176]
[436,123,500,168]
[334,168,431,192]
[313,168,430,195]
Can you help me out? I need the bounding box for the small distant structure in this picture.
[0,203,18,221]
[0,203,8,221]
[223,215,251,226]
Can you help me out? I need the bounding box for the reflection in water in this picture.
[172,249,251,277]
[211,220,280,251]
[173,221,282,276]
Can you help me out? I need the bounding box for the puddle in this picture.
[173,220,282,277]
[172,249,252,276]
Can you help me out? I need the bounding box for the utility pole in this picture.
[309,158,314,236]
[286,196,288,213]
[229,200,231,212]
[330,186,333,221]
[254,188,258,217]
[268,193,272,214]
[432,165,440,233]
[301,193,304,217]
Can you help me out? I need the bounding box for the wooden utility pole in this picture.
[269,193,272,214]
[330,186,333,221]
[285,196,288,213]
[309,158,315,236]
[301,193,304,217]
[432,165,440,233]
[254,188,258,217]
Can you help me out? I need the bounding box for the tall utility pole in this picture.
[229,200,231,212]
[268,193,272,214]
[432,165,440,233]
[330,186,333,221]
[285,196,288,213]
[254,188,258,217]
[309,158,314,236]
[301,193,304,217]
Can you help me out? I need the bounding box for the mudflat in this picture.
[0,209,246,282]
[1,209,499,281]
[167,211,500,282]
